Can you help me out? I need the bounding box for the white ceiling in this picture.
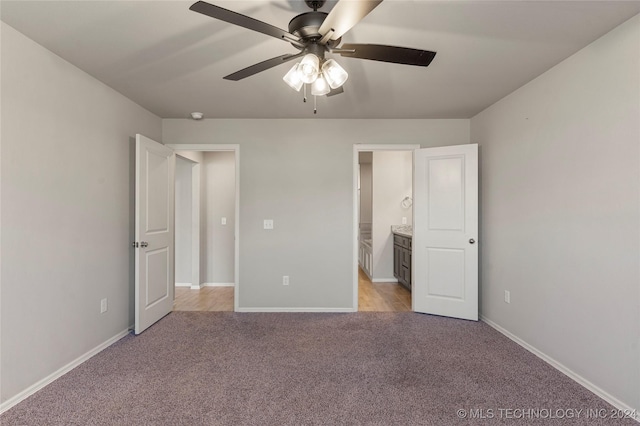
[2,1,639,119]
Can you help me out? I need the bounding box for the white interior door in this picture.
[135,134,175,334]
[412,144,478,321]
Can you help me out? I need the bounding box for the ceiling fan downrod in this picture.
[304,1,326,11]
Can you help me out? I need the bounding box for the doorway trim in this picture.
[352,144,420,311]
[167,144,240,311]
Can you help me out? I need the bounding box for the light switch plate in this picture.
[402,217,407,225]
[221,217,227,225]
[264,219,274,230]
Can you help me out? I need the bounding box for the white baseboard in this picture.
[236,307,356,313]
[175,282,192,287]
[480,315,639,422]
[201,282,234,287]
[0,328,130,415]
[372,278,399,283]
[190,284,201,290]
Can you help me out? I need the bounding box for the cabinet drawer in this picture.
[393,234,412,249]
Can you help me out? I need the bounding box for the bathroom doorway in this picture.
[355,145,417,311]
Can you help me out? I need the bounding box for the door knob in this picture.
[141,241,149,248]
[469,239,476,244]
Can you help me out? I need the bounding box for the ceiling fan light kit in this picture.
[298,53,321,84]
[283,55,348,97]
[283,63,304,91]
[322,59,349,89]
[189,0,437,114]
[311,74,331,96]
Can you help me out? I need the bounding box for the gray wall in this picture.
[1,23,162,403]
[372,151,413,281]
[175,150,204,165]
[202,151,236,284]
[174,150,205,287]
[359,163,372,225]
[163,119,470,309]
[471,15,639,411]
[175,156,193,284]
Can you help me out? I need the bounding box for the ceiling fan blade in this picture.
[338,44,436,67]
[326,86,344,97]
[318,0,383,43]
[223,52,304,81]
[190,1,302,46]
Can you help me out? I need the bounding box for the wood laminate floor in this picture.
[173,286,234,312]
[173,270,411,312]
[357,268,411,312]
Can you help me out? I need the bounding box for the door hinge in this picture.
[132,242,139,248]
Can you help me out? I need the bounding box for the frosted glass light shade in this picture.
[299,53,319,84]
[283,63,303,91]
[311,74,330,96]
[322,59,348,89]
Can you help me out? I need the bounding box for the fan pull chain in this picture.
[314,95,317,114]
[303,85,307,103]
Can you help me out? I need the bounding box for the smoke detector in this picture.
[190,112,204,120]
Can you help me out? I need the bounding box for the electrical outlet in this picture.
[283,276,289,286]
[402,217,407,225]
[100,298,108,313]
[264,219,274,230]
[221,217,227,225]
[504,290,510,304]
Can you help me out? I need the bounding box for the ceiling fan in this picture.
[189,0,436,111]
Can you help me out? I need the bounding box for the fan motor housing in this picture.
[288,11,341,48]
[288,12,326,39]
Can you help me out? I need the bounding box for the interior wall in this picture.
[0,23,162,404]
[202,151,236,285]
[163,119,469,309]
[359,163,372,224]
[175,156,193,284]
[471,15,639,411]
[174,150,204,288]
[174,150,204,165]
[371,151,413,281]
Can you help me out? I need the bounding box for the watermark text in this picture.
[456,408,637,420]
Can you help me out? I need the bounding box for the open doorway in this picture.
[354,144,419,311]
[171,147,238,312]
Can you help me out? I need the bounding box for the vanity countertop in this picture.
[391,225,412,238]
